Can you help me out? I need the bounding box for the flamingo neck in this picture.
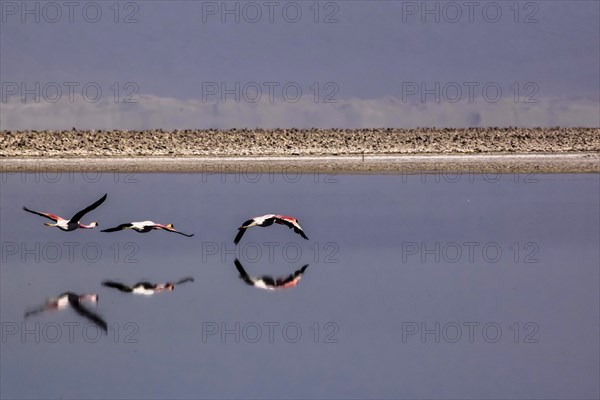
[78,223,96,229]
[79,294,98,303]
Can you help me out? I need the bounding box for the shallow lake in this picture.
[1,171,599,399]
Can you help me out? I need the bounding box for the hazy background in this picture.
[1,0,599,129]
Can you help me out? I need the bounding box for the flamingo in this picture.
[23,194,107,231]
[25,292,107,332]
[101,221,194,237]
[234,259,309,290]
[102,277,194,295]
[234,214,308,245]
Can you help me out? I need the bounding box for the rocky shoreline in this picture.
[1,128,598,173]
[1,128,599,158]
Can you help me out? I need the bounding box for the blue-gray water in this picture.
[1,172,599,399]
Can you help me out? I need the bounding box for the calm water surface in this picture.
[1,172,598,399]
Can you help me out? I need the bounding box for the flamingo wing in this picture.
[134,282,156,290]
[275,217,296,229]
[175,277,195,285]
[102,281,133,293]
[234,218,257,244]
[69,193,107,222]
[234,227,247,245]
[161,226,194,237]
[276,265,309,286]
[276,217,309,240]
[23,207,60,222]
[241,218,256,228]
[101,223,133,233]
[24,304,49,318]
[70,301,108,332]
[260,216,277,226]
[259,276,277,287]
[294,227,309,240]
[234,259,255,286]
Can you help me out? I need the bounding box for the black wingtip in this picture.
[96,321,108,333]
[234,259,246,274]
[96,193,108,204]
[297,229,309,240]
[234,228,246,245]
[176,276,195,285]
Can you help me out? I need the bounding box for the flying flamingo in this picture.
[234,214,308,245]
[234,259,309,290]
[102,277,194,295]
[25,292,107,332]
[23,194,107,231]
[101,221,194,237]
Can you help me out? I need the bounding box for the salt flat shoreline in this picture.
[1,153,598,173]
[1,128,598,173]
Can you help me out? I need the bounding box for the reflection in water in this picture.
[102,277,195,295]
[24,292,107,332]
[1,173,599,399]
[234,259,309,290]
